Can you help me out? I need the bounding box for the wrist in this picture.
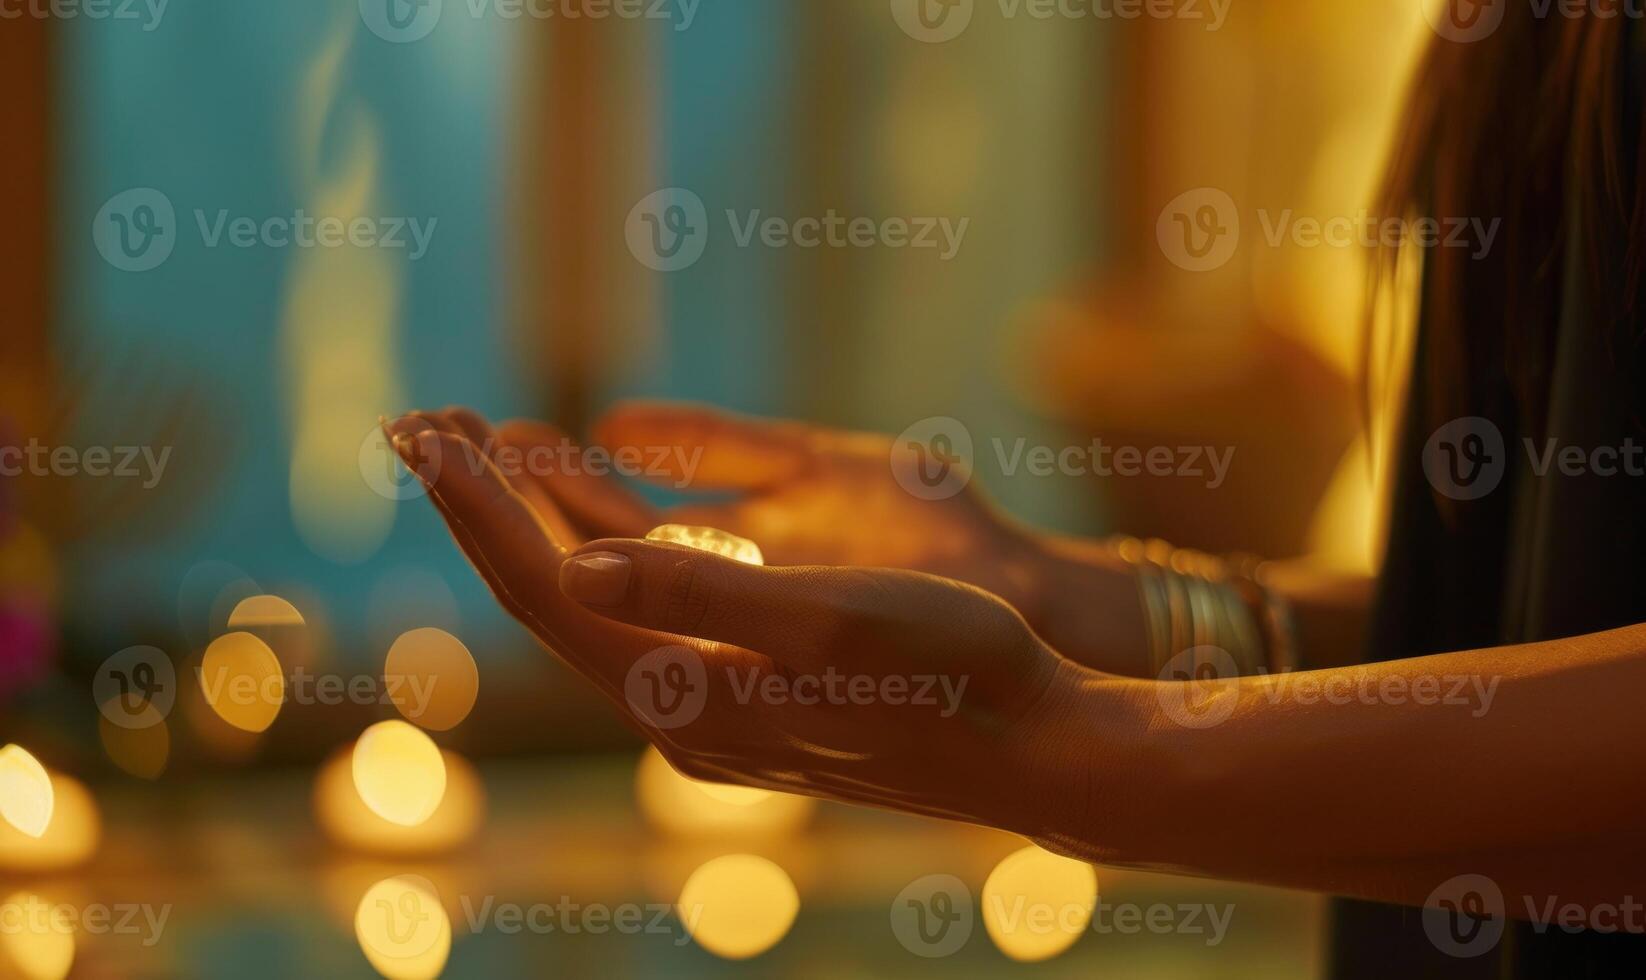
[1020,535,1153,675]
[1004,659,1183,865]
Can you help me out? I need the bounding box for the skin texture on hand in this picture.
[381,408,1125,846]
[489,401,1147,671]
[387,406,1646,923]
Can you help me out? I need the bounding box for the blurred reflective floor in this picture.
[16,757,1324,979]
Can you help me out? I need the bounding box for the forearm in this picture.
[1023,532,1372,674]
[1030,625,1646,914]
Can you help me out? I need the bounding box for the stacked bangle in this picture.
[1113,537,1296,678]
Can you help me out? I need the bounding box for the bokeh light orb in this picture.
[981,845,1098,962]
[0,772,99,873]
[676,854,799,960]
[635,746,813,839]
[383,628,478,732]
[316,745,483,855]
[354,875,451,980]
[97,703,170,780]
[351,721,447,827]
[0,746,53,838]
[199,631,285,733]
[0,891,74,980]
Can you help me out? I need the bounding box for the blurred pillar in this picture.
[0,15,52,431]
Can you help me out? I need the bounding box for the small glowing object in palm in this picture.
[0,746,53,839]
[646,524,765,566]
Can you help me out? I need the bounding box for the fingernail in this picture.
[561,552,632,607]
[392,431,438,485]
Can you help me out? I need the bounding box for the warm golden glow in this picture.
[227,594,307,628]
[0,746,53,839]
[285,15,403,565]
[351,721,447,827]
[353,875,451,980]
[0,772,99,873]
[981,845,1097,962]
[383,628,479,732]
[0,892,75,980]
[97,704,170,780]
[199,632,286,733]
[316,745,483,855]
[635,746,813,839]
[645,525,765,566]
[675,854,798,960]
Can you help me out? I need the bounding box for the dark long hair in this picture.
[1370,3,1646,441]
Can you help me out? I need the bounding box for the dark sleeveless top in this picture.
[1330,37,1646,978]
